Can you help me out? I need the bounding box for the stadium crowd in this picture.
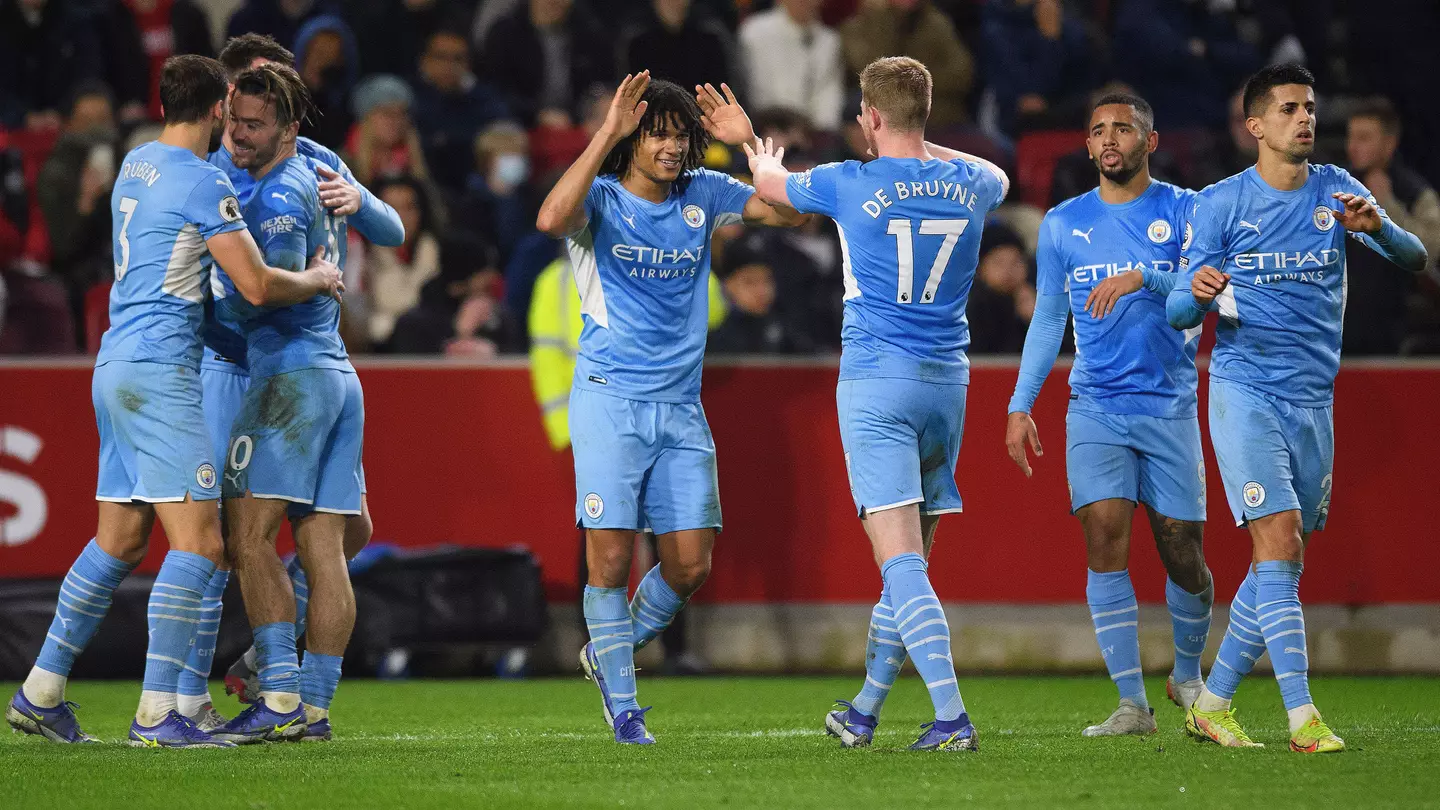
[1,0,1438,357]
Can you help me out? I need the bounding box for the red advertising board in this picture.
[2,358,1436,604]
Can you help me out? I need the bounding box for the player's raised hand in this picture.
[741,137,785,176]
[1084,270,1143,319]
[1190,266,1229,306]
[316,164,362,216]
[1005,411,1043,478]
[1332,192,1384,235]
[600,72,650,141]
[306,246,345,301]
[695,83,755,147]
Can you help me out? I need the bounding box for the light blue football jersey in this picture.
[567,169,754,403]
[1177,164,1385,407]
[1038,180,1199,418]
[203,137,354,372]
[784,157,1006,384]
[97,141,247,371]
[214,153,351,379]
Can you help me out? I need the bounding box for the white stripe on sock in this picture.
[867,635,904,647]
[925,677,957,689]
[891,594,939,616]
[56,598,106,619]
[865,675,894,691]
[1090,605,1138,620]
[1094,620,1139,633]
[587,619,631,630]
[908,634,950,647]
[1267,629,1307,641]
[45,632,82,653]
[901,618,948,638]
[1168,612,1211,624]
[595,641,633,657]
[1110,667,1143,679]
[145,612,201,623]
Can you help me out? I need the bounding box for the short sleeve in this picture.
[1035,213,1068,297]
[785,161,844,218]
[959,159,1007,212]
[186,169,247,240]
[250,182,312,271]
[700,169,755,226]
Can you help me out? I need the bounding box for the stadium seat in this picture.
[1015,130,1086,208]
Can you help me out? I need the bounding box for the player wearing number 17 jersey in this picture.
[1168,65,1427,753]
[749,57,1007,752]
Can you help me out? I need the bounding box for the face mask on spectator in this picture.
[493,153,530,188]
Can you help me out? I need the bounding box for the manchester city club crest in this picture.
[682,204,706,229]
[1243,481,1266,508]
[1313,205,1336,232]
[584,492,604,519]
[196,463,217,489]
[1147,219,1172,243]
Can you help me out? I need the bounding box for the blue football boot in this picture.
[211,698,306,744]
[579,642,618,726]
[824,700,877,748]
[909,714,979,752]
[613,707,656,745]
[6,689,98,744]
[128,710,236,748]
[299,717,332,742]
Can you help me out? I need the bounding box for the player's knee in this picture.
[1154,520,1209,591]
[664,556,711,598]
[1249,511,1304,562]
[586,541,632,588]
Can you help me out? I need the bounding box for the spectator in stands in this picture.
[966,223,1035,353]
[979,0,1094,136]
[37,82,118,330]
[1344,98,1440,355]
[708,240,815,355]
[1111,0,1259,130]
[227,0,335,50]
[457,123,533,259]
[345,74,431,186]
[480,0,615,130]
[294,14,361,149]
[90,2,154,126]
[116,0,216,120]
[738,0,844,132]
[390,231,517,355]
[1343,1,1440,189]
[412,28,515,193]
[346,0,470,78]
[619,0,737,93]
[842,0,974,130]
[0,0,104,130]
[364,176,442,349]
[1191,88,1258,187]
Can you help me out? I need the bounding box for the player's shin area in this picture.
[225,495,297,627]
[293,511,355,656]
[586,528,714,597]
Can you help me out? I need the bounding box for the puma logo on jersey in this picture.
[1072,228,1093,243]
[271,191,291,204]
[1238,218,1263,234]
[621,213,636,229]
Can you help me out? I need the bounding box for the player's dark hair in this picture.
[159,55,230,125]
[1242,63,1315,118]
[233,63,314,129]
[374,175,433,237]
[599,79,710,188]
[219,33,295,78]
[1350,96,1402,137]
[1092,92,1154,134]
[64,79,114,119]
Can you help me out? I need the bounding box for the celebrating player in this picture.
[747,56,1008,751]
[181,34,404,727]
[4,55,341,747]
[207,63,364,744]
[1168,64,1428,752]
[1004,93,1213,737]
[536,72,807,744]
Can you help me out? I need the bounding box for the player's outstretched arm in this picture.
[742,137,801,216]
[536,72,651,237]
[208,230,343,306]
[1334,191,1429,272]
[317,163,405,247]
[695,83,755,147]
[924,141,1010,202]
[1165,266,1226,329]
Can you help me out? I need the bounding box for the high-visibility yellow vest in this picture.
[528,258,728,451]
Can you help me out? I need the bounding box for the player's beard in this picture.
[1283,138,1315,163]
[1094,142,1146,185]
[208,115,225,154]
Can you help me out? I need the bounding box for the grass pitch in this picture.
[2,675,1437,809]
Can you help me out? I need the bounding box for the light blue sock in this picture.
[142,551,215,694]
[1205,568,1266,700]
[850,582,906,718]
[287,556,310,640]
[1166,574,1213,684]
[882,553,965,723]
[35,539,133,678]
[1254,560,1311,710]
[177,568,229,698]
[300,651,344,710]
[629,565,685,650]
[253,621,301,696]
[1086,569,1147,708]
[584,586,640,717]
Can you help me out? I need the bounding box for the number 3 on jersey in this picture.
[114,196,139,281]
[887,218,969,304]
